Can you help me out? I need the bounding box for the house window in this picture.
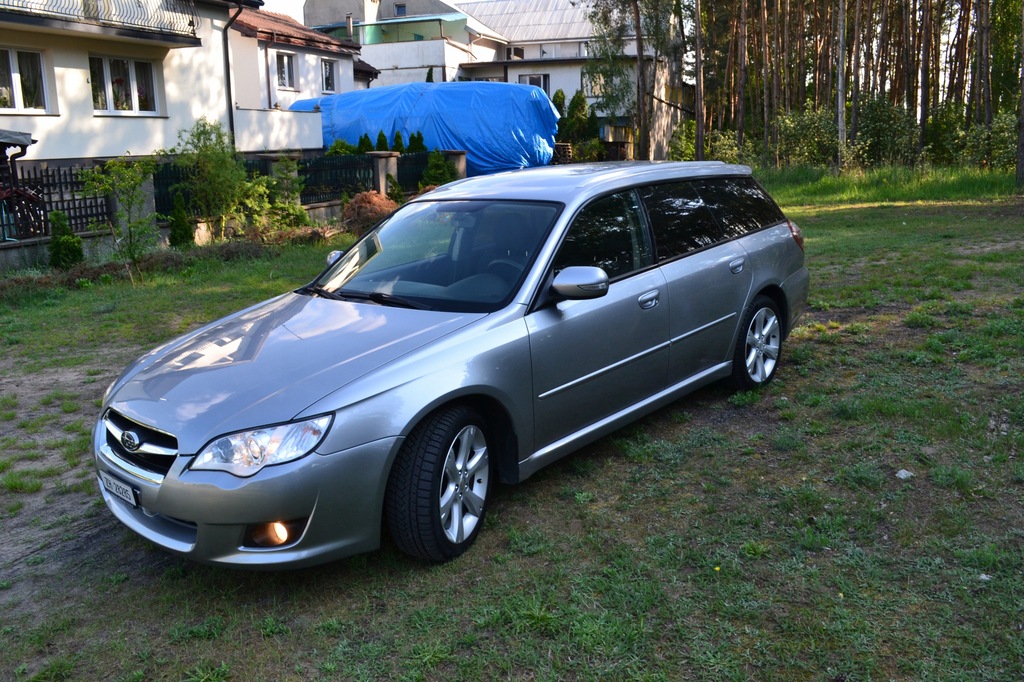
[89,56,157,113]
[321,59,337,92]
[505,47,524,60]
[518,73,550,95]
[394,3,407,15]
[276,53,296,89]
[583,73,605,97]
[0,48,47,111]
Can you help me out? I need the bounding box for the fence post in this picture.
[442,150,467,179]
[367,151,400,195]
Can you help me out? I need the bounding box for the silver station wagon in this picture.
[94,162,809,568]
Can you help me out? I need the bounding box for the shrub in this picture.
[959,113,1018,171]
[668,119,696,161]
[48,211,83,270]
[407,132,427,153]
[385,174,405,205]
[326,139,359,156]
[167,117,248,240]
[923,101,966,166]
[573,139,606,162]
[357,134,374,154]
[776,108,840,167]
[419,150,458,189]
[375,130,390,151]
[392,131,405,153]
[552,89,566,118]
[167,192,194,249]
[559,90,593,144]
[79,154,159,266]
[850,95,919,167]
[341,191,398,236]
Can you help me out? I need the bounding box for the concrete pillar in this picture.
[442,150,467,179]
[367,151,400,194]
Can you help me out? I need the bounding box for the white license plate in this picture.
[100,470,138,507]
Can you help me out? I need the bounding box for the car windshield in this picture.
[308,200,562,313]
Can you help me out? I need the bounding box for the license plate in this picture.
[100,470,138,508]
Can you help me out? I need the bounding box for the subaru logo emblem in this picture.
[121,430,141,452]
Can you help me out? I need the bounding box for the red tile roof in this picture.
[232,8,360,55]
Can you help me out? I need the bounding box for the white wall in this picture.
[360,40,448,86]
[2,5,232,162]
[234,107,323,152]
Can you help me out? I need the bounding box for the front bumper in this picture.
[94,422,401,569]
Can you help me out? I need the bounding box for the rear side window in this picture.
[691,177,785,239]
[638,182,722,261]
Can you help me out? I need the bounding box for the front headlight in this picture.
[191,415,332,477]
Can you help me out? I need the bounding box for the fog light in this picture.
[246,519,306,548]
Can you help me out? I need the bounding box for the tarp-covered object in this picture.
[291,82,559,176]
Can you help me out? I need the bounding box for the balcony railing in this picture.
[0,0,200,38]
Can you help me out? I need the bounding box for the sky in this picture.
[258,0,305,23]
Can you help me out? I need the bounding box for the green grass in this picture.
[2,175,1024,680]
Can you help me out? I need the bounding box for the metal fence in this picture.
[11,165,112,238]
[297,155,374,204]
[396,152,431,193]
[153,159,273,216]
[5,152,435,243]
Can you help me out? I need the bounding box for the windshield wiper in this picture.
[297,284,346,300]
[336,289,432,310]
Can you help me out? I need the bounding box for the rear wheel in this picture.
[385,405,492,561]
[731,295,783,390]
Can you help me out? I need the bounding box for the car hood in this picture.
[106,293,481,453]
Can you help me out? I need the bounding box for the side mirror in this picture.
[551,266,609,300]
[326,250,343,267]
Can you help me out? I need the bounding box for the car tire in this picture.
[385,405,492,562]
[731,295,783,391]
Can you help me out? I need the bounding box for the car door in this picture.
[638,181,753,384]
[526,190,670,451]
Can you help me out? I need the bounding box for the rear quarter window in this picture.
[691,177,786,239]
[638,182,722,261]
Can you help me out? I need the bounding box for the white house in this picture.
[228,8,378,148]
[0,0,371,167]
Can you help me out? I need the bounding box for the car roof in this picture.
[420,161,753,203]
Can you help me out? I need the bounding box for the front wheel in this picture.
[731,295,783,391]
[385,405,492,561]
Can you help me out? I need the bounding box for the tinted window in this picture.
[691,177,785,239]
[638,182,722,260]
[554,191,652,279]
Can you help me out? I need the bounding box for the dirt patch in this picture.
[0,348,142,619]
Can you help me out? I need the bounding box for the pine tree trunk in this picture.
[1016,0,1024,187]
[695,0,705,160]
[738,0,749,150]
[838,0,847,166]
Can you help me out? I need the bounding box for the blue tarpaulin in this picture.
[290,82,560,176]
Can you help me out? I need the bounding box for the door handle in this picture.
[730,258,746,274]
[638,290,660,310]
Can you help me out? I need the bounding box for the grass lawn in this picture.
[1,170,1023,681]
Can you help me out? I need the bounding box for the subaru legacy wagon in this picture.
[94,162,809,568]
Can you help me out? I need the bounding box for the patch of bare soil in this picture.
[0,348,144,621]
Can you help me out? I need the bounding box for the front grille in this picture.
[104,410,179,476]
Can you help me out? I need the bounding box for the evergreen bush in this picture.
[48,211,83,270]
[375,130,390,151]
[419,151,458,190]
[407,132,428,153]
[392,131,405,153]
[167,192,194,249]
